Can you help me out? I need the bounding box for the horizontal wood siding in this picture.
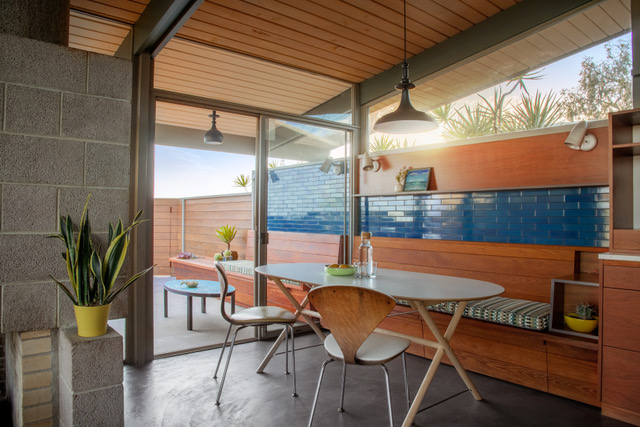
[154,199,181,275]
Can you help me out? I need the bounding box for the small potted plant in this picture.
[395,166,411,192]
[49,195,155,337]
[215,224,238,260]
[564,302,598,333]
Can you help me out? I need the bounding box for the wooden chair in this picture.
[212,262,297,405]
[307,285,411,427]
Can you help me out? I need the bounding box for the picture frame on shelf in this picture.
[403,167,432,191]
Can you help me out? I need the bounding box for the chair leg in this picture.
[308,359,333,427]
[402,352,410,412]
[286,324,297,397]
[213,323,233,379]
[284,325,289,375]
[380,364,394,427]
[215,325,246,405]
[338,362,347,412]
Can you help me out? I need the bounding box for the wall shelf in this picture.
[549,273,599,340]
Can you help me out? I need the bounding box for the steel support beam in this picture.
[359,0,603,106]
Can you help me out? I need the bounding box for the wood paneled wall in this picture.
[153,194,252,275]
[358,126,609,195]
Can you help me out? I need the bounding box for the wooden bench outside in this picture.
[363,236,605,406]
[170,231,344,311]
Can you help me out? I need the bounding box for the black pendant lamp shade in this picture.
[372,0,438,134]
[204,110,223,144]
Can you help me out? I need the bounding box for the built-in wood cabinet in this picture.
[600,109,640,425]
[608,109,640,253]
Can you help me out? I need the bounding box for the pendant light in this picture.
[204,110,223,144]
[373,0,438,134]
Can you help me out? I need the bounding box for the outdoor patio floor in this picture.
[123,332,630,427]
[110,276,253,356]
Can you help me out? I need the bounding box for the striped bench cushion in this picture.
[428,297,550,331]
[218,260,301,286]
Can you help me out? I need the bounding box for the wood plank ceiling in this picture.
[68,0,630,134]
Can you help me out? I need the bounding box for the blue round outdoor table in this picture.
[163,280,236,331]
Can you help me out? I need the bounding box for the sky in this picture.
[155,33,630,199]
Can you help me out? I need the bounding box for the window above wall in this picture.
[367,0,631,153]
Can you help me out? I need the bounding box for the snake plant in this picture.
[49,195,154,306]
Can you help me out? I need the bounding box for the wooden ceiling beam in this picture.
[359,0,605,106]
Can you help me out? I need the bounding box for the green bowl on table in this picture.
[324,264,356,276]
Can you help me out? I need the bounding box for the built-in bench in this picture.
[366,235,605,407]
[169,231,344,311]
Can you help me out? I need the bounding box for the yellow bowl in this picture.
[564,314,598,333]
[324,265,356,276]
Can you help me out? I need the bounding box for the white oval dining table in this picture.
[254,263,504,427]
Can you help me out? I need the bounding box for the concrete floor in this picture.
[111,276,253,356]
[123,333,631,427]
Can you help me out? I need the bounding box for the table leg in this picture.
[201,297,206,313]
[164,289,168,317]
[401,301,479,427]
[187,295,193,331]
[256,278,324,374]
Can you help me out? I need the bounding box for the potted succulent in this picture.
[215,224,238,260]
[564,302,598,333]
[49,195,154,337]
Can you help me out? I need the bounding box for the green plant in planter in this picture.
[48,195,154,306]
[216,225,237,251]
[574,302,597,320]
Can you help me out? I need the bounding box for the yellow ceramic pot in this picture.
[74,304,111,337]
[564,313,598,333]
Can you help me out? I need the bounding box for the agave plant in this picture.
[233,173,251,191]
[48,195,154,307]
[216,224,237,251]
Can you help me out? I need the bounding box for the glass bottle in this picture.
[358,232,373,278]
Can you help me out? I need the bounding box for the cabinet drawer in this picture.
[602,346,640,413]
[604,265,640,291]
[603,288,640,352]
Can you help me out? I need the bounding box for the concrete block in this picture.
[58,293,76,329]
[1,184,57,232]
[0,34,86,93]
[58,187,129,233]
[21,337,52,356]
[1,282,57,333]
[23,371,52,391]
[88,53,132,101]
[59,327,123,392]
[22,354,52,373]
[5,85,60,136]
[61,93,131,143]
[60,383,124,427]
[0,235,65,283]
[85,143,130,188]
[23,402,53,424]
[23,386,53,406]
[0,83,4,129]
[0,134,84,185]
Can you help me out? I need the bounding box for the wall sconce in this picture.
[362,151,380,172]
[565,120,597,151]
[319,157,344,175]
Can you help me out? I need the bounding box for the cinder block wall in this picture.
[0,33,132,425]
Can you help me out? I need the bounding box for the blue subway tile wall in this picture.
[360,187,609,247]
[268,162,348,234]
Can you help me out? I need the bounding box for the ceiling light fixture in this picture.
[373,0,438,134]
[204,110,223,144]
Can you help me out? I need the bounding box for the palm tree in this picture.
[507,91,563,131]
[233,173,251,192]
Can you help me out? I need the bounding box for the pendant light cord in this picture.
[403,0,407,62]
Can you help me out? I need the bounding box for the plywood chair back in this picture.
[308,285,395,365]
[214,261,234,324]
